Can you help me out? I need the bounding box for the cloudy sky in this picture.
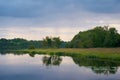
[0,0,120,41]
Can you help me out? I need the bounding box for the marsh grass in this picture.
[15,48,120,60]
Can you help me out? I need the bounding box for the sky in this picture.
[0,0,120,41]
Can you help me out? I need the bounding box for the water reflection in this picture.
[42,55,62,66]
[72,55,120,75]
[0,52,120,76]
[91,66,117,75]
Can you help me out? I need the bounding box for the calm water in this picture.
[0,53,120,80]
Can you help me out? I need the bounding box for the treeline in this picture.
[0,26,120,51]
[67,26,120,48]
[0,38,42,51]
[0,37,66,51]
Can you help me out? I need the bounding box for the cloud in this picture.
[79,0,120,13]
[0,0,120,41]
[0,0,77,18]
[0,0,120,18]
[1,27,89,41]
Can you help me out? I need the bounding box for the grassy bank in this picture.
[15,48,120,60]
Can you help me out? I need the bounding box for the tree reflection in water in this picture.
[91,66,118,75]
[72,55,120,75]
[42,55,62,66]
[41,54,120,75]
[1,51,120,75]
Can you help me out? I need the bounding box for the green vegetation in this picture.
[0,26,120,51]
[14,48,120,75]
[1,26,120,76]
[1,25,120,57]
[0,48,118,76]
[68,26,120,48]
[42,36,62,48]
[0,38,42,51]
[28,45,35,49]
[0,37,66,51]
[15,48,120,61]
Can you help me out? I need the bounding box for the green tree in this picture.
[68,26,120,48]
[53,37,61,48]
[28,45,35,49]
[42,36,62,48]
[43,36,52,48]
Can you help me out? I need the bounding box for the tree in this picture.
[53,37,61,48]
[43,36,52,48]
[28,45,35,49]
[0,38,42,51]
[68,26,120,48]
[42,36,62,48]
[104,27,120,47]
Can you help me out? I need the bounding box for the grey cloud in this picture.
[0,0,75,18]
[78,0,120,13]
[0,0,120,18]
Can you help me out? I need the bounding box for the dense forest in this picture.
[0,38,42,51]
[68,26,120,48]
[0,26,120,51]
[0,37,66,51]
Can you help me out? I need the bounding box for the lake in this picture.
[0,53,120,80]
